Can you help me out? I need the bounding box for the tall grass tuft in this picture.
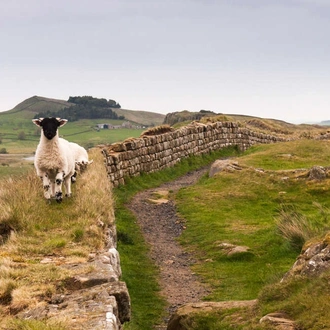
[275,203,330,251]
[0,173,42,233]
[275,206,314,251]
[4,319,67,330]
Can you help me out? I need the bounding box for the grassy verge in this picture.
[0,148,113,329]
[0,154,34,179]
[173,139,330,329]
[114,146,241,330]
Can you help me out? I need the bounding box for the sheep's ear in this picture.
[32,119,42,127]
[58,119,68,127]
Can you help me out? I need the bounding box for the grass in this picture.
[114,139,330,329]
[258,271,330,329]
[170,139,330,328]
[241,139,330,170]
[2,131,330,329]
[114,146,241,330]
[175,168,299,301]
[0,148,114,329]
[115,206,166,330]
[0,154,34,179]
[3,319,67,330]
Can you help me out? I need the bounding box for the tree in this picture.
[18,131,26,140]
[108,99,121,108]
[35,96,124,122]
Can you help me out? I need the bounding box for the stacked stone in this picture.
[102,121,285,186]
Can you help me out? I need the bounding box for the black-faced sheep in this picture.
[32,117,76,203]
[69,142,93,182]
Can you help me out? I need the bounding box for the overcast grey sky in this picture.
[1,0,330,123]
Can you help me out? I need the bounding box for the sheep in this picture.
[32,117,76,203]
[69,142,93,182]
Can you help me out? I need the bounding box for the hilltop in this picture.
[1,96,166,126]
[3,96,73,119]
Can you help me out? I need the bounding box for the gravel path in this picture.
[127,168,211,328]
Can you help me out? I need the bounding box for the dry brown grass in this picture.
[175,114,330,141]
[0,148,114,327]
[199,114,230,123]
[243,118,330,139]
[140,124,174,136]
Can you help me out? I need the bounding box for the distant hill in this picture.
[113,108,166,127]
[164,110,217,126]
[164,110,330,128]
[320,120,330,126]
[4,96,73,119]
[1,96,166,126]
[2,96,329,129]
[163,110,330,140]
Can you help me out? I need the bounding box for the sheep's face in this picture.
[32,117,68,140]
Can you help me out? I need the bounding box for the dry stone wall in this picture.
[102,121,285,186]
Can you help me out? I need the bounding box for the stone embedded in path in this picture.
[217,242,251,256]
[308,165,326,180]
[167,300,257,330]
[209,159,242,178]
[147,189,170,205]
[259,312,296,330]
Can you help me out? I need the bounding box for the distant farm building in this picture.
[96,121,138,130]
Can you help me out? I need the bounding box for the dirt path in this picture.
[127,168,211,328]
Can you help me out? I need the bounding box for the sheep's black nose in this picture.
[45,132,54,139]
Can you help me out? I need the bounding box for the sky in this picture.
[1,0,330,124]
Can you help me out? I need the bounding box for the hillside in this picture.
[0,96,166,126]
[113,107,166,127]
[165,110,330,140]
[3,96,329,130]
[165,110,330,128]
[3,96,73,119]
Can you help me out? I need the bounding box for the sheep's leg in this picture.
[50,182,56,198]
[55,171,65,203]
[39,173,51,200]
[71,171,77,183]
[64,175,72,197]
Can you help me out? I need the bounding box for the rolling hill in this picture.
[1,95,166,126]
[4,96,73,118]
[1,95,329,144]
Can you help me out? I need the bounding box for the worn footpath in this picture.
[128,168,210,328]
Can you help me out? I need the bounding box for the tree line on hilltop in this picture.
[34,96,125,122]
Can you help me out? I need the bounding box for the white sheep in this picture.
[68,142,93,183]
[32,117,76,203]
[70,142,89,163]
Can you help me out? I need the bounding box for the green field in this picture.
[0,95,163,156]
[0,118,144,179]
[0,118,144,153]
